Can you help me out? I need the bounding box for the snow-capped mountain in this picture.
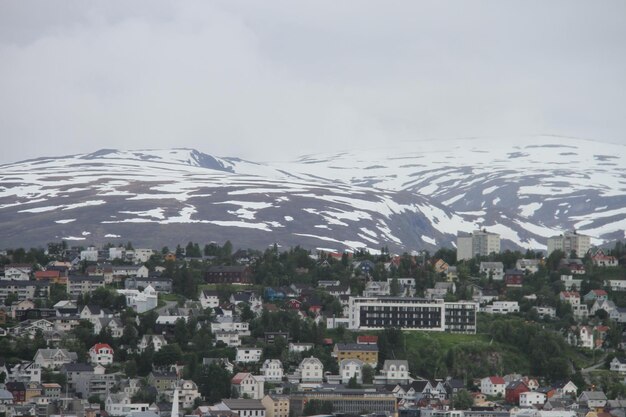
[1,136,624,252]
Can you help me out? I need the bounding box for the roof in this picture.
[335,343,379,352]
[231,372,252,384]
[207,265,247,273]
[221,399,265,410]
[68,275,104,282]
[581,391,607,400]
[357,335,379,343]
[91,343,113,351]
[489,376,506,385]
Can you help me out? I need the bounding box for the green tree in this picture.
[389,277,401,297]
[452,390,473,410]
[153,344,183,367]
[361,364,375,384]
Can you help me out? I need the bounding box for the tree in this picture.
[153,344,183,367]
[347,376,361,388]
[452,390,473,410]
[390,277,401,297]
[361,364,375,384]
[303,400,333,416]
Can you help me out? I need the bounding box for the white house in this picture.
[578,391,607,408]
[80,247,99,262]
[339,359,363,384]
[606,280,626,292]
[299,357,324,383]
[363,281,390,297]
[211,316,250,336]
[610,357,626,374]
[561,275,582,291]
[200,290,220,309]
[520,392,547,407]
[379,360,410,384]
[480,376,506,397]
[214,331,241,347]
[167,380,200,409]
[89,343,114,366]
[137,335,167,353]
[533,306,556,319]
[481,301,520,314]
[133,249,154,264]
[105,393,152,416]
[236,347,263,363]
[231,373,265,399]
[261,359,283,383]
[288,343,313,353]
[3,267,30,281]
[117,286,157,313]
[516,259,540,274]
[480,262,504,280]
[33,349,78,369]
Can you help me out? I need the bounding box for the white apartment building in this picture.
[547,231,591,257]
[457,230,501,261]
[261,359,284,383]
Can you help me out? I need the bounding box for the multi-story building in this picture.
[261,395,289,417]
[457,230,501,261]
[481,301,520,315]
[289,388,397,417]
[235,347,263,363]
[231,373,264,400]
[547,231,591,257]
[348,297,478,334]
[333,344,378,367]
[67,276,105,297]
[261,359,283,383]
[0,281,49,303]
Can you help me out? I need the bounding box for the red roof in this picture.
[323,338,333,345]
[489,376,506,385]
[357,335,379,344]
[92,343,113,352]
[593,289,608,296]
[231,372,250,385]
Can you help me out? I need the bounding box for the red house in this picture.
[357,335,379,345]
[6,381,26,403]
[505,380,529,404]
[286,299,302,310]
[504,269,525,287]
[205,266,252,284]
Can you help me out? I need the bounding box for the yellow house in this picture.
[333,343,378,366]
[261,394,290,417]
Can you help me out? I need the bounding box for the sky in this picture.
[0,0,625,164]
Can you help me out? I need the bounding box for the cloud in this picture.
[0,0,625,164]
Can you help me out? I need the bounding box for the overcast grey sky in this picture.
[1,1,625,164]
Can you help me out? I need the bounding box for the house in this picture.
[552,380,578,397]
[125,277,172,292]
[378,360,410,385]
[520,392,547,407]
[561,275,583,291]
[606,280,626,292]
[339,359,364,384]
[505,380,529,404]
[235,347,263,363]
[402,380,434,402]
[504,269,525,287]
[560,291,580,305]
[479,262,504,280]
[286,299,302,310]
[480,376,506,397]
[34,270,67,285]
[363,281,390,297]
[147,371,177,394]
[578,391,607,409]
[214,331,241,347]
[231,373,265,399]
[117,286,158,313]
[610,357,626,374]
[591,299,617,316]
[261,359,283,383]
[264,287,286,302]
[261,395,290,417]
[0,281,49,303]
[592,253,618,267]
[265,332,289,344]
[533,306,557,319]
[211,316,250,335]
[200,290,220,309]
[137,335,167,353]
[212,399,266,417]
[89,343,114,366]
[560,259,585,275]
[5,382,26,404]
[567,325,594,349]
[95,317,124,338]
[80,305,114,327]
[357,335,378,345]
[288,343,313,353]
[3,265,31,281]
[298,357,324,383]
[33,348,78,369]
[444,379,466,398]
[584,289,608,302]
[433,259,450,274]
[205,266,252,284]
[105,393,152,416]
[481,301,520,314]
[516,259,540,274]
[333,343,378,366]
[166,380,200,409]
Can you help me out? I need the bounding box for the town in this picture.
[0,230,625,417]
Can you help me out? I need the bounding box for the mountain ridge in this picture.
[1,136,624,252]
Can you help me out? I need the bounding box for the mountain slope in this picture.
[1,137,624,252]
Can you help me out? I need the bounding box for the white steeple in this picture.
[171,385,179,417]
